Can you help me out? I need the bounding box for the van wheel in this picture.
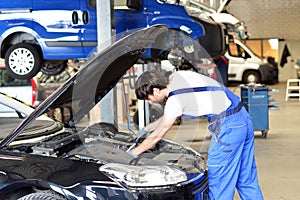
[41,61,67,75]
[5,43,42,80]
[243,71,260,84]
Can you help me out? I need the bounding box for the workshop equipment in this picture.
[240,84,279,138]
[285,79,300,101]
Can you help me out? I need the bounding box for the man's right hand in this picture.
[134,128,149,143]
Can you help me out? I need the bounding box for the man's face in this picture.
[147,88,165,105]
[147,94,158,104]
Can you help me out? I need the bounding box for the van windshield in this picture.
[228,42,259,59]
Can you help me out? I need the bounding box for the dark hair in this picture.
[135,70,167,100]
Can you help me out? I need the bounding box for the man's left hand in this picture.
[127,149,138,158]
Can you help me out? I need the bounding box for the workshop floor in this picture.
[164,72,300,199]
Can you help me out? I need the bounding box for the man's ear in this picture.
[153,88,160,96]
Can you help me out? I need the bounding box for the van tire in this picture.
[41,61,67,75]
[243,70,260,84]
[5,43,42,80]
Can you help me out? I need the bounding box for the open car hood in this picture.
[0,25,168,147]
[0,25,208,196]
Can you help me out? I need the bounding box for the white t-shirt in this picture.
[164,71,231,120]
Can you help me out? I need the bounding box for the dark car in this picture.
[0,25,208,200]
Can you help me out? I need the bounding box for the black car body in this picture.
[0,25,208,200]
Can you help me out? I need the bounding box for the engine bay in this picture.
[8,122,206,175]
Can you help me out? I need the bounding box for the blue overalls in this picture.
[168,85,264,200]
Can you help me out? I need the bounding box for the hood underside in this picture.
[0,25,168,148]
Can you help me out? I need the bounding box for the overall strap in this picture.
[168,86,223,98]
[210,101,243,122]
[167,85,243,122]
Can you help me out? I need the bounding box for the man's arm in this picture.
[132,116,177,156]
[144,116,164,132]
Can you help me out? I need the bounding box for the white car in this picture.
[0,92,49,119]
[0,65,39,106]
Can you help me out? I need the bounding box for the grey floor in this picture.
[164,76,300,199]
[250,80,300,200]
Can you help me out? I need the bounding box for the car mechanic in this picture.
[128,69,264,200]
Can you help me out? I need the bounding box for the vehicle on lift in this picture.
[114,0,228,60]
[226,38,278,84]
[186,0,249,40]
[0,0,226,80]
[0,0,98,79]
[0,26,209,200]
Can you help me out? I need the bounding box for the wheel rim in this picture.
[8,48,35,75]
[247,74,257,83]
[184,44,194,53]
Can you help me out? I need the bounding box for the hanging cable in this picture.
[117,78,135,135]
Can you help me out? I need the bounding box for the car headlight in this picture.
[99,163,187,188]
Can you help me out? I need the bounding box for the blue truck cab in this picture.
[0,0,97,79]
[114,0,228,61]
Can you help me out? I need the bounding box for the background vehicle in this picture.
[188,0,249,40]
[226,38,278,84]
[0,0,226,80]
[0,26,209,200]
[0,92,50,119]
[187,0,278,84]
[0,0,98,79]
[114,0,228,60]
[0,65,38,106]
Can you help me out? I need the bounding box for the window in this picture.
[88,0,96,8]
[228,43,250,59]
[114,0,127,6]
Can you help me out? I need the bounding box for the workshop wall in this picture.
[278,40,300,81]
[227,0,300,81]
[227,0,300,40]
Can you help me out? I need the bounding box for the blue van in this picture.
[0,0,98,79]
